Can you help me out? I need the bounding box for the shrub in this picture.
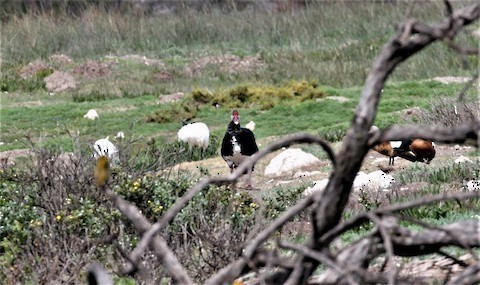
[0,137,269,283]
[144,102,199,123]
[405,95,479,127]
[0,68,49,92]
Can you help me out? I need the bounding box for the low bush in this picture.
[405,95,479,127]
[0,136,308,283]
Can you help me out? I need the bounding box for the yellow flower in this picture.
[56,214,62,221]
[133,180,141,190]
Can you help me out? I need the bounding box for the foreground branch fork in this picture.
[272,1,480,284]
[123,133,335,277]
[87,1,480,284]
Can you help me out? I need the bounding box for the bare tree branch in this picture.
[125,133,334,276]
[103,187,193,284]
[86,263,113,285]
[367,213,398,285]
[320,191,480,246]
[278,240,358,285]
[317,219,480,283]
[370,121,480,147]
[447,261,480,285]
[206,195,314,285]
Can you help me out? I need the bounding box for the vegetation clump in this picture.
[193,80,324,108]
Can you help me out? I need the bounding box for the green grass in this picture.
[0,79,471,151]
[1,1,478,151]
[2,1,478,88]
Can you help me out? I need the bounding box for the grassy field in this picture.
[1,1,478,151]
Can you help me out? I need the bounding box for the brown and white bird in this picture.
[370,127,436,165]
[221,110,259,189]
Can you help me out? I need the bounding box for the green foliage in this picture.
[263,185,306,220]
[397,163,480,185]
[72,90,115,102]
[145,102,199,123]
[317,127,347,142]
[182,80,325,111]
[0,180,40,269]
[0,69,49,92]
[357,188,382,212]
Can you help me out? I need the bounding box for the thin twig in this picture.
[127,134,333,275]
[278,241,358,285]
[320,191,480,245]
[367,213,398,285]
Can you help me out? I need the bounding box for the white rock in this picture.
[371,157,389,164]
[264,148,321,177]
[353,170,395,191]
[353,171,369,189]
[454,155,473,164]
[303,178,329,196]
[93,136,118,159]
[294,170,322,178]
[454,144,461,150]
[84,109,99,120]
[466,180,480,192]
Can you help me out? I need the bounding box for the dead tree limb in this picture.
[124,133,334,276]
[103,187,193,284]
[94,1,480,284]
[259,2,480,283]
[320,191,479,246]
[447,261,480,285]
[316,219,480,284]
[368,121,480,147]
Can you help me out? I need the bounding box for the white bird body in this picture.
[93,137,118,159]
[177,122,210,150]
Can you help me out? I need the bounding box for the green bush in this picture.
[0,69,49,92]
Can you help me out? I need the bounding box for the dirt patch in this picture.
[44,71,76,92]
[185,54,265,76]
[105,54,166,67]
[158,92,185,104]
[0,149,34,168]
[153,70,173,82]
[73,60,111,79]
[49,54,74,66]
[20,60,50,79]
[431,76,471,84]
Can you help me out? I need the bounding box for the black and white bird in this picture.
[221,110,259,189]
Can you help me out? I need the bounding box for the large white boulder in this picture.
[264,148,321,177]
[353,170,395,191]
[454,155,473,164]
[303,178,329,196]
[466,180,480,192]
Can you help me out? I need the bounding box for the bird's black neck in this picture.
[227,121,241,134]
